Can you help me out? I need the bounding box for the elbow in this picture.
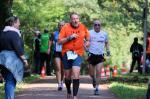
[58,39,63,44]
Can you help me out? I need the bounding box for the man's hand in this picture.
[106,50,111,56]
[47,48,51,54]
[23,59,28,67]
[67,33,78,41]
[85,40,90,48]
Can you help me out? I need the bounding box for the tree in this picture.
[0,0,13,30]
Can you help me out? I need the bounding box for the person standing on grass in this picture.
[58,12,90,99]
[0,16,28,99]
[52,21,65,91]
[87,19,110,95]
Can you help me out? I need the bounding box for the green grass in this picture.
[0,84,4,99]
[22,74,40,83]
[110,82,147,99]
[16,74,40,90]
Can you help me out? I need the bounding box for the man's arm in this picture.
[47,34,53,54]
[84,27,90,48]
[130,44,133,53]
[58,26,68,44]
[105,41,110,50]
[105,41,110,56]
[84,38,90,48]
[58,34,78,44]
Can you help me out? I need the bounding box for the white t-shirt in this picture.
[88,30,108,55]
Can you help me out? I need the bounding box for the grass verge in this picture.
[110,82,147,99]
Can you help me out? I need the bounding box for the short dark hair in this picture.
[5,16,19,26]
[69,12,79,18]
[44,28,49,33]
[134,37,138,42]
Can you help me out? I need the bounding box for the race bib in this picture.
[66,51,78,60]
[55,42,62,52]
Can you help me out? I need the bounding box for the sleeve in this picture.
[105,32,108,42]
[58,25,66,41]
[49,34,53,41]
[84,26,90,40]
[35,38,40,47]
[11,33,24,56]
[0,32,2,52]
[51,32,55,41]
[130,44,133,53]
[140,44,143,52]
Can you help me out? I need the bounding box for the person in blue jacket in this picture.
[0,16,28,99]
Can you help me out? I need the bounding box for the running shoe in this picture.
[94,88,99,95]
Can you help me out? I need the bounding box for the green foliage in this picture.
[22,74,40,83]
[13,0,66,31]
[110,82,146,99]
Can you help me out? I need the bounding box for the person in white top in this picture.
[87,19,110,95]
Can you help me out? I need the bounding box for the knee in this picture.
[64,72,71,79]
[56,67,61,72]
[72,72,80,79]
[89,70,94,76]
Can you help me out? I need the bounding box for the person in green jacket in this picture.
[40,29,52,75]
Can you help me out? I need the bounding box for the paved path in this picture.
[15,76,117,99]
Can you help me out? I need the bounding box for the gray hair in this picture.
[5,16,19,26]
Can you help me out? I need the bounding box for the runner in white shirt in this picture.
[88,30,108,55]
[87,20,110,95]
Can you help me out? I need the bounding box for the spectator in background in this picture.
[40,29,52,75]
[87,20,110,95]
[0,16,28,99]
[52,21,65,91]
[58,12,90,99]
[33,30,41,74]
[130,37,143,74]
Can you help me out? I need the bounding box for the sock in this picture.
[58,83,61,87]
[95,85,99,90]
[61,81,64,88]
[73,79,79,96]
[91,76,96,88]
[61,80,63,84]
[65,79,72,94]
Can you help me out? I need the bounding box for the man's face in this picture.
[58,22,65,30]
[93,21,101,33]
[70,14,80,28]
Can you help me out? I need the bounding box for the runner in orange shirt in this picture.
[58,12,90,99]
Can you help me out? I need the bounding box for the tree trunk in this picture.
[0,0,13,31]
